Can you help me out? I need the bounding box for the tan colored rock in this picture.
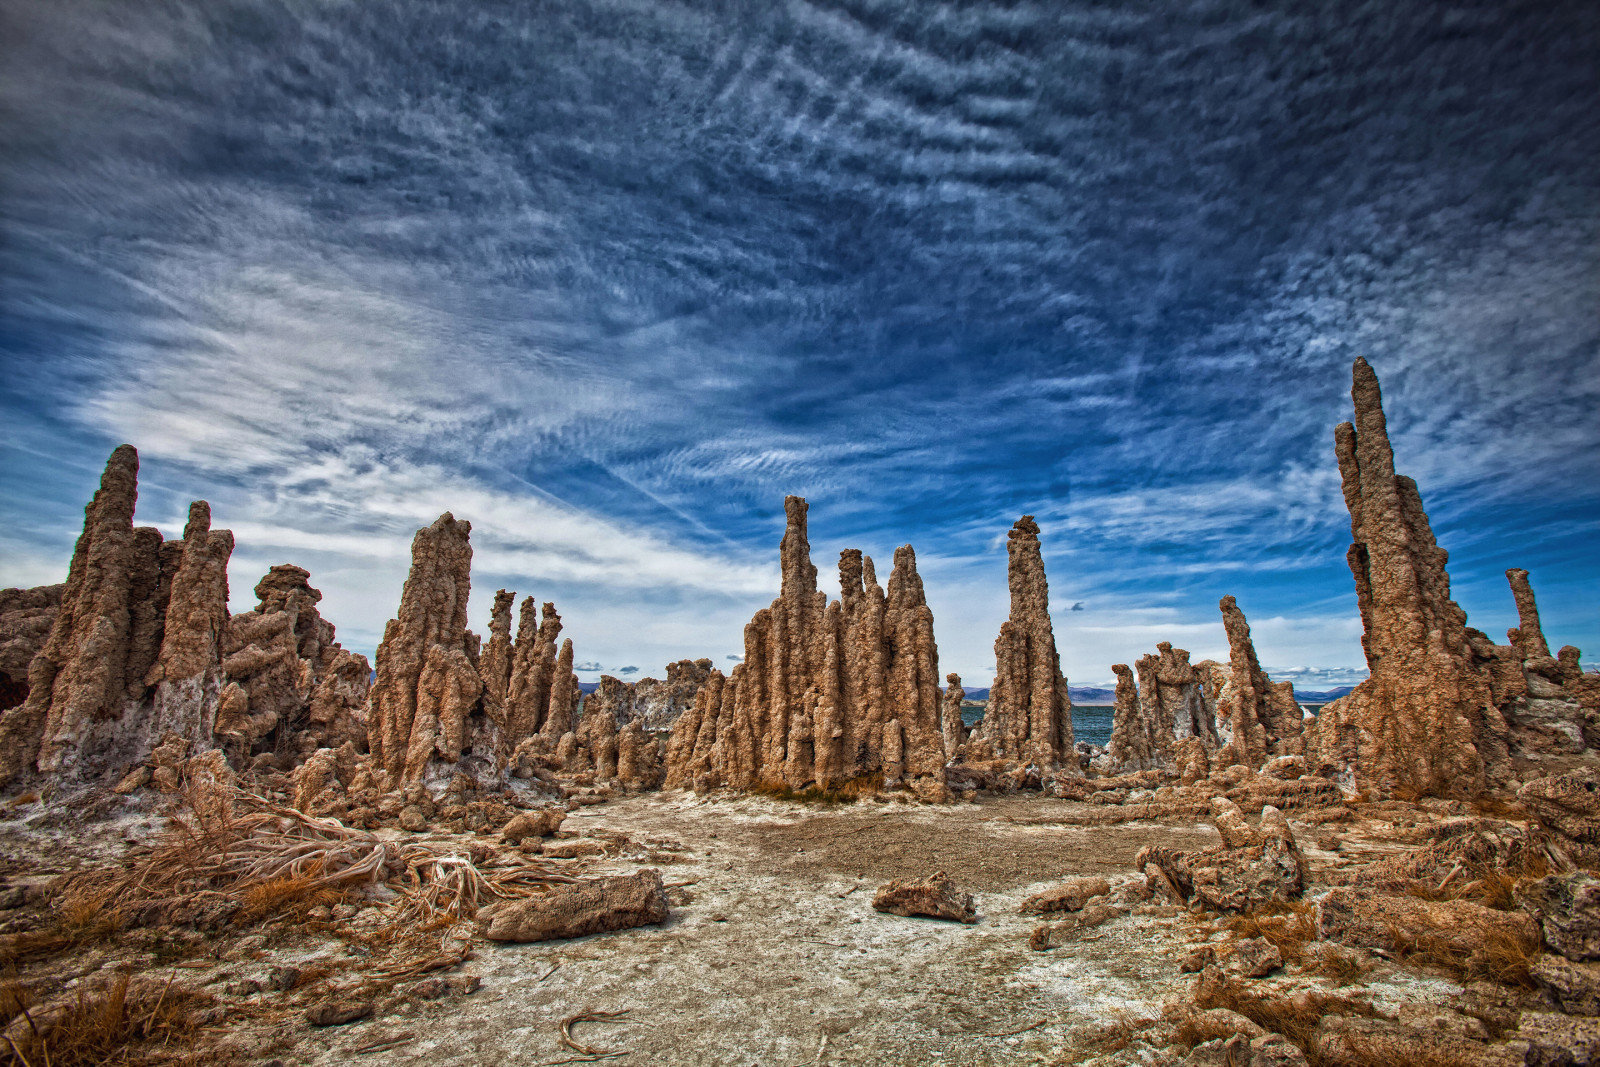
[967,516,1075,772]
[505,599,560,743]
[1108,663,1153,770]
[1213,598,1301,771]
[1303,359,1510,798]
[500,808,565,844]
[1,447,239,786]
[617,720,660,790]
[0,584,63,711]
[1520,768,1600,869]
[483,868,669,941]
[538,639,578,745]
[1317,887,1539,958]
[663,497,952,793]
[1136,803,1304,913]
[630,658,714,731]
[941,673,966,758]
[477,589,515,723]
[1530,956,1600,1017]
[215,564,370,758]
[871,870,976,923]
[1517,873,1600,962]
[1027,904,1119,949]
[368,513,479,787]
[1314,1016,1526,1067]
[1512,1012,1600,1066]
[1019,876,1110,915]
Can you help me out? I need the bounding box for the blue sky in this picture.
[1,0,1596,688]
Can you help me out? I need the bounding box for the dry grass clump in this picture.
[0,891,124,969]
[1,970,220,1067]
[1193,971,1377,1061]
[751,775,881,806]
[1223,901,1317,964]
[64,779,579,934]
[1405,861,1548,912]
[1385,919,1542,988]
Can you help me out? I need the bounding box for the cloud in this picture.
[0,0,1594,681]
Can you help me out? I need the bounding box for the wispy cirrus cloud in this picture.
[1,0,1595,685]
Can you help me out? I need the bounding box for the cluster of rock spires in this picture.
[662,497,954,797]
[0,447,369,793]
[0,357,1594,811]
[1301,358,1596,799]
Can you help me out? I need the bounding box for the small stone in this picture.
[331,904,360,921]
[398,806,427,832]
[1180,946,1216,974]
[305,998,374,1027]
[307,905,332,922]
[1228,937,1283,978]
[501,808,565,844]
[267,965,301,992]
[0,887,26,910]
[113,765,152,794]
[872,871,977,924]
[1019,877,1111,916]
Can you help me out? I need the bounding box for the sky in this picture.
[1,0,1596,691]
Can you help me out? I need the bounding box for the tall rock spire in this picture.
[1304,358,1509,797]
[663,496,951,795]
[969,516,1076,771]
[368,512,481,786]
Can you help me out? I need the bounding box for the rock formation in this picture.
[1213,598,1301,770]
[963,516,1076,771]
[0,447,238,787]
[663,497,951,795]
[143,502,235,750]
[1303,359,1513,798]
[1109,642,1223,776]
[941,673,966,758]
[215,564,370,762]
[629,658,714,731]
[0,584,63,712]
[1107,663,1153,770]
[367,513,484,789]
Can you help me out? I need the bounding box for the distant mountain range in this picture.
[1290,686,1356,703]
[578,680,1353,703]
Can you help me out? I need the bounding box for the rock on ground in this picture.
[872,870,977,923]
[483,868,669,942]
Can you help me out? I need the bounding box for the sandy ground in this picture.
[1,791,1469,1067]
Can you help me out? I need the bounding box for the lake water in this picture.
[961,705,1115,749]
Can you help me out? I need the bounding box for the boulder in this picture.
[1227,937,1283,978]
[872,871,976,924]
[1519,873,1600,962]
[1314,1016,1528,1067]
[1019,876,1110,915]
[483,869,668,942]
[1532,956,1600,1017]
[501,808,566,844]
[1318,888,1540,959]
[1137,804,1304,913]
[1513,1012,1600,1066]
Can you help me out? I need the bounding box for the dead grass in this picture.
[1387,920,1542,988]
[750,774,882,806]
[0,891,123,969]
[1,970,221,1067]
[1222,901,1317,965]
[1192,971,1377,1064]
[1401,855,1550,912]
